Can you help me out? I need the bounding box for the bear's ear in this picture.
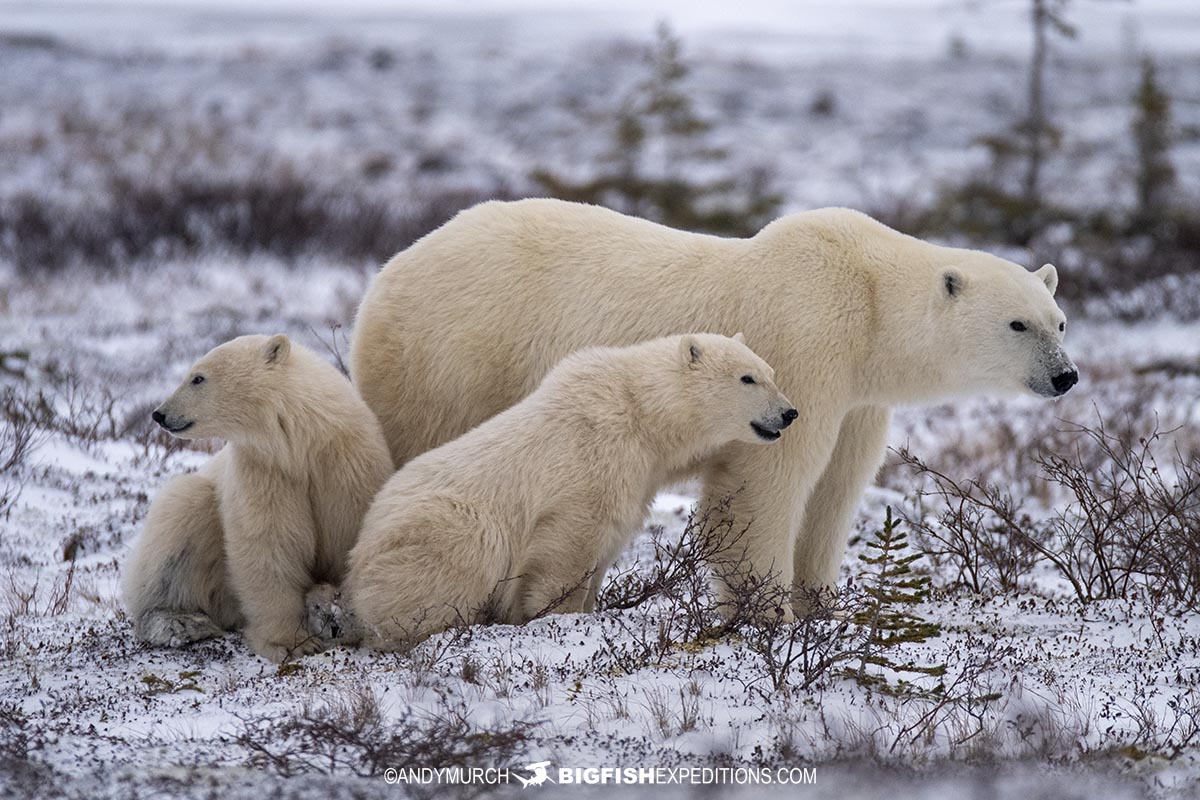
[731,331,746,345]
[680,335,703,369]
[263,334,291,365]
[941,268,965,299]
[1035,263,1058,296]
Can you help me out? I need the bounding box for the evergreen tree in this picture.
[533,22,780,237]
[1131,56,1176,231]
[1020,0,1075,219]
[850,507,946,693]
[937,0,1075,245]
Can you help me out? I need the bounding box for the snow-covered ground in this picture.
[2,3,1199,799]
[3,260,1199,799]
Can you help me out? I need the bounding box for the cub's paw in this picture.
[136,610,225,648]
[304,583,361,645]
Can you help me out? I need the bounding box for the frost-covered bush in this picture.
[902,414,1200,610]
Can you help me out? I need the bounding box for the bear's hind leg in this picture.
[136,609,225,648]
[122,471,242,647]
[349,500,510,648]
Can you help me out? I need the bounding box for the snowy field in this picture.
[2,2,1199,799]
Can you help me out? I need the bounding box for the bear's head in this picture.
[152,334,293,441]
[678,333,798,446]
[935,259,1077,399]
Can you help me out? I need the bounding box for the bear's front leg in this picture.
[701,428,838,624]
[223,488,322,662]
[792,406,890,614]
[233,560,320,662]
[581,524,639,613]
[515,530,605,622]
[581,555,615,613]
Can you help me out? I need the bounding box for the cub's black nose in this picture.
[152,410,166,427]
[1051,370,1078,395]
[780,408,799,428]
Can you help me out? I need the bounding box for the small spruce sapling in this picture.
[850,507,947,693]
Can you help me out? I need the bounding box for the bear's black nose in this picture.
[780,408,799,428]
[1051,370,1078,395]
[152,410,167,427]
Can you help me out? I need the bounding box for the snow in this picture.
[1,2,1199,798]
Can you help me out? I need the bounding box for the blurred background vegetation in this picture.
[0,0,1195,311]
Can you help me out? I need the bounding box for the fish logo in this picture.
[515,760,554,788]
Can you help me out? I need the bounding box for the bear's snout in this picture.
[1051,369,1078,396]
[780,408,799,428]
[152,407,194,435]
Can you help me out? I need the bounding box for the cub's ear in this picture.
[941,268,965,298]
[1035,263,1058,296]
[263,334,291,365]
[680,335,703,368]
[731,331,746,345]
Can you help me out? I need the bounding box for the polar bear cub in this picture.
[122,334,393,662]
[345,333,797,647]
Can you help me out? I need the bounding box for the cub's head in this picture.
[936,259,1077,398]
[678,333,797,446]
[152,334,292,441]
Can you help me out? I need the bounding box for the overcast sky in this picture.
[2,0,1196,57]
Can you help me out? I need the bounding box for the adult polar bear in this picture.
[351,200,1077,612]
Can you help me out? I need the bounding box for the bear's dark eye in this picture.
[1010,321,1027,332]
[191,375,205,386]
[1059,322,1065,332]
[741,375,756,385]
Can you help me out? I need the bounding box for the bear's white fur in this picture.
[122,334,393,662]
[351,200,1076,611]
[345,333,796,647]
